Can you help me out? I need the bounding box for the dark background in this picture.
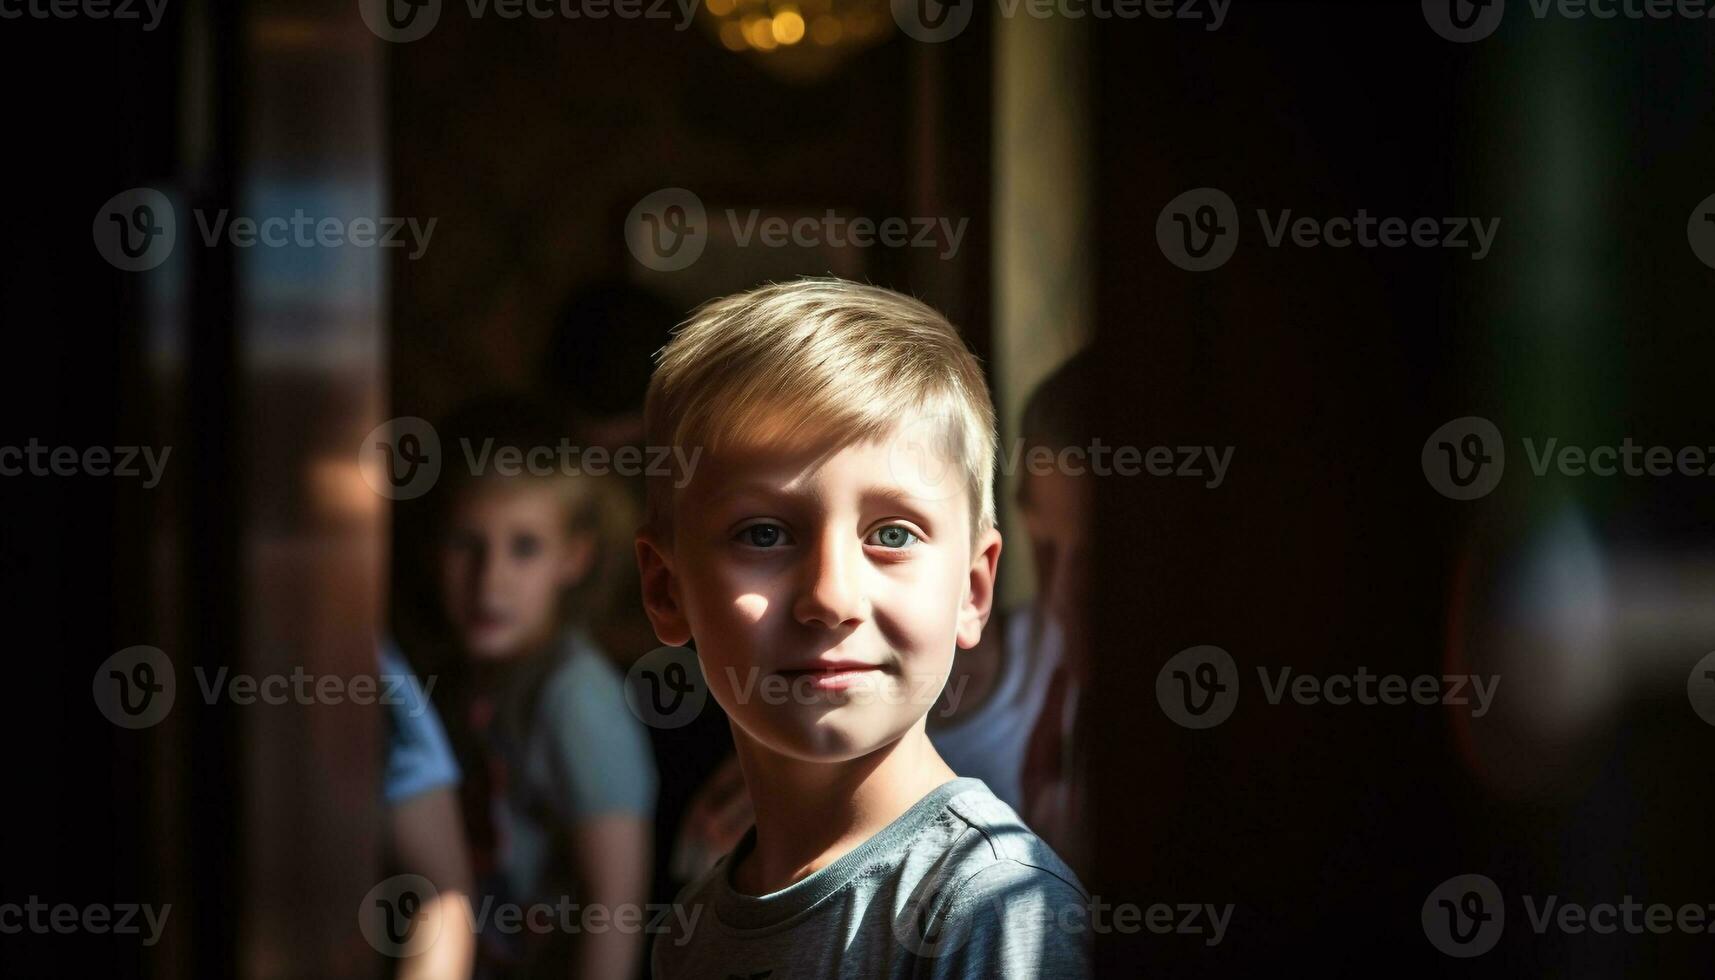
[5,0,1715,976]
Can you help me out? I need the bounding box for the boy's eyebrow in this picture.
[707,481,937,510]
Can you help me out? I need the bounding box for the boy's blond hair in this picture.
[642,278,997,542]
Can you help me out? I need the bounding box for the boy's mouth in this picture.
[776,659,887,691]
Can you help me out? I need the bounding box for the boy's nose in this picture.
[793,533,868,630]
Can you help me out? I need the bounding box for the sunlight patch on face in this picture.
[734,592,769,623]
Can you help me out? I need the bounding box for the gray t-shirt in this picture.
[651,777,1091,979]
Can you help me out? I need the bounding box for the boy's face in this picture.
[637,416,1002,763]
[438,483,593,660]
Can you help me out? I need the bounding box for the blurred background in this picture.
[4,0,1715,976]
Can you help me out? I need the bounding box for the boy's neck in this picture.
[729,721,958,897]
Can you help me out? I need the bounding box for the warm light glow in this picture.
[772,9,805,44]
[311,457,379,520]
[745,15,779,49]
[696,0,895,78]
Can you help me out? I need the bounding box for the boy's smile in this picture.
[637,414,1002,764]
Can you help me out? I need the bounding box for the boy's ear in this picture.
[635,530,692,647]
[955,528,1003,650]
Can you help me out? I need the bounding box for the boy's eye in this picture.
[868,525,919,549]
[737,523,792,548]
[511,533,543,560]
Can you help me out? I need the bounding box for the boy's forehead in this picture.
[681,417,965,509]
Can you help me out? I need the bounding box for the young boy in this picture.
[635,279,1091,978]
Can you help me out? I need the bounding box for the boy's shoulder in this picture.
[653,777,1091,980]
[902,783,1090,973]
[926,780,1086,900]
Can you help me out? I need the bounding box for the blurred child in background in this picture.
[1010,350,1093,876]
[424,394,657,980]
[929,348,1089,864]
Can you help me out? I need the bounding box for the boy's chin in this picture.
[737,711,914,765]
